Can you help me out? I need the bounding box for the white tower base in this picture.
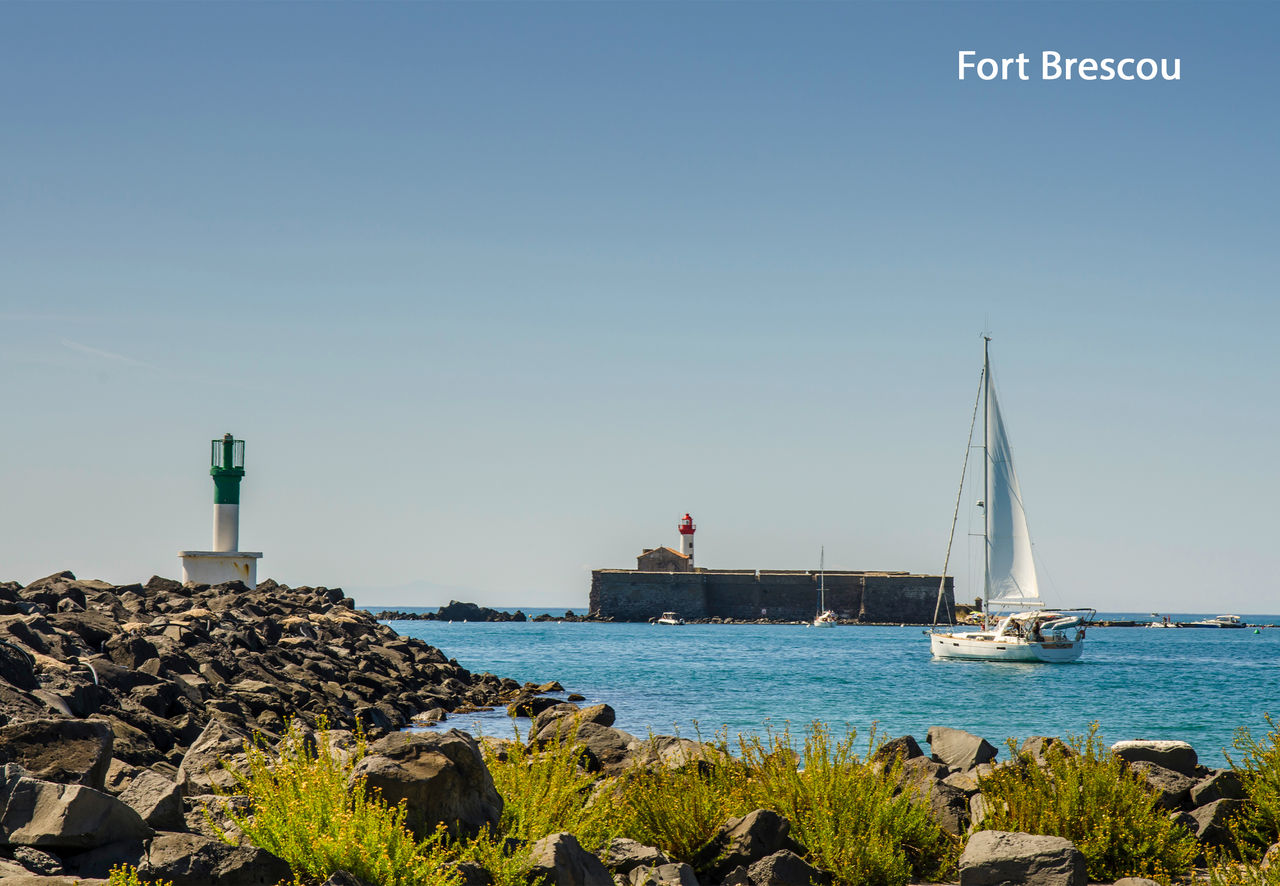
[179,551,263,587]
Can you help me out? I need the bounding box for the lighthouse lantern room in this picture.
[179,433,263,587]
[678,513,696,565]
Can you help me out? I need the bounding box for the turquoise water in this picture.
[386,615,1280,761]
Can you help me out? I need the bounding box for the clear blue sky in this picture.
[2,3,1276,611]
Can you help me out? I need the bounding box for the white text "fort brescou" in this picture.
[958,51,1182,81]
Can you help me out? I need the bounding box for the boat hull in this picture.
[930,631,1083,663]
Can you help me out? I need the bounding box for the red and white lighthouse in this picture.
[678,513,696,565]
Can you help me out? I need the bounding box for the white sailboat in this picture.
[814,546,837,627]
[930,337,1093,663]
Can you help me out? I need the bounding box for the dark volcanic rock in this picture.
[748,849,832,886]
[1191,769,1246,806]
[0,775,154,849]
[0,571,520,801]
[959,830,1087,886]
[1111,740,1198,777]
[0,571,532,864]
[177,717,250,794]
[374,601,528,623]
[873,734,924,767]
[119,769,185,830]
[1130,761,1196,810]
[73,831,292,885]
[506,695,567,718]
[532,719,640,775]
[1191,798,1244,845]
[528,832,613,886]
[691,809,798,882]
[0,640,38,690]
[142,832,292,886]
[350,729,502,838]
[928,725,998,772]
[0,719,113,789]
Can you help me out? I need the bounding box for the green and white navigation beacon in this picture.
[179,433,263,587]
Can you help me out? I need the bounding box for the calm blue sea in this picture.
[380,612,1280,762]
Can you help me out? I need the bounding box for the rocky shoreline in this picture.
[0,572,1272,885]
[0,571,544,884]
[371,600,586,623]
[370,600,1258,629]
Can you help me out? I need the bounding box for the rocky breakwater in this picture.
[372,600,529,622]
[0,570,522,884]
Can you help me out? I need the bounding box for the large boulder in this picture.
[73,832,291,885]
[576,703,616,728]
[959,831,1086,886]
[1191,769,1246,806]
[928,726,998,772]
[0,719,113,789]
[142,832,293,886]
[631,735,723,772]
[747,849,831,886]
[506,695,566,718]
[527,832,613,886]
[1191,798,1243,846]
[534,719,641,775]
[530,703,582,734]
[872,734,924,767]
[691,809,796,882]
[1111,740,1198,777]
[0,641,37,690]
[350,729,501,838]
[177,717,251,793]
[119,769,185,830]
[0,776,154,849]
[1129,761,1196,810]
[908,778,970,836]
[1018,736,1076,767]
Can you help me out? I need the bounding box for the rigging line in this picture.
[933,362,987,627]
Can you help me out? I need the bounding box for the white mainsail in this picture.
[984,379,1041,608]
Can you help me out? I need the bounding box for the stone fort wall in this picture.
[589,569,953,623]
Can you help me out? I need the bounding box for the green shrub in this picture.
[738,723,957,886]
[481,720,614,851]
[105,865,173,886]
[603,731,752,862]
[974,725,1197,883]
[1227,716,1280,856]
[213,723,460,886]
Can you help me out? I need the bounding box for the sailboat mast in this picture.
[819,546,825,611]
[982,335,991,630]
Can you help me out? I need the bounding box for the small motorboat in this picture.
[655,611,685,626]
[1181,614,1246,629]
